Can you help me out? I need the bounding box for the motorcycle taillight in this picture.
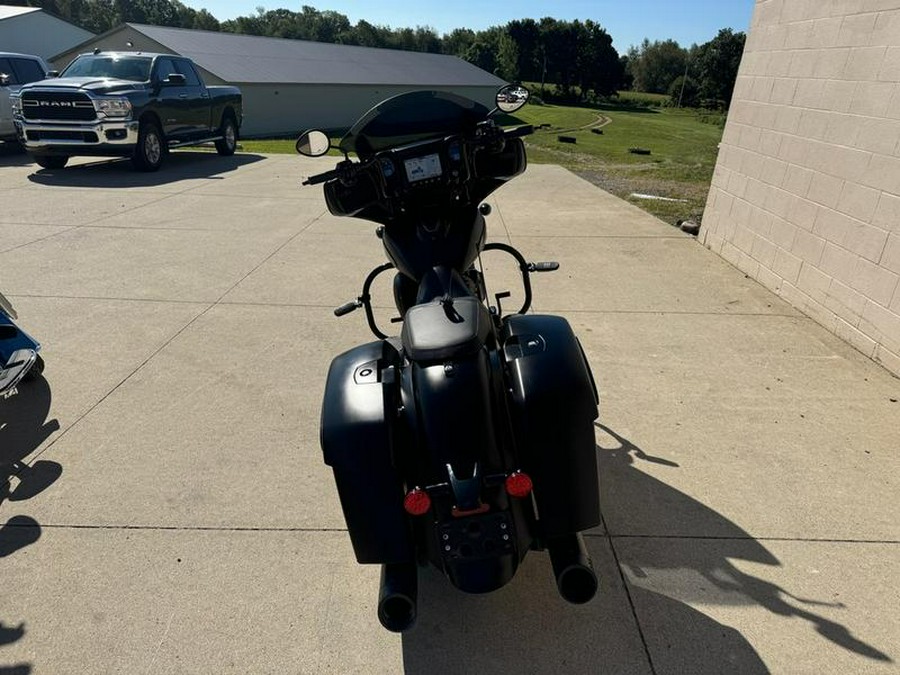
[505,471,533,498]
[403,487,432,516]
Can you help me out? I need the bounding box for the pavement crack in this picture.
[599,510,658,675]
[8,523,350,532]
[588,533,900,545]
[10,212,323,472]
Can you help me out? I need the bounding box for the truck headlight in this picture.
[95,97,132,118]
[10,95,21,116]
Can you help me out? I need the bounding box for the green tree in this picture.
[668,74,699,107]
[463,38,496,74]
[575,19,621,99]
[495,31,518,81]
[443,27,476,56]
[695,28,746,107]
[506,18,540,82]
[352,20,393,48]
[629,39,687,94]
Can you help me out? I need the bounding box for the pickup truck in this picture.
[1,52,51,145]
[12,51,242,171]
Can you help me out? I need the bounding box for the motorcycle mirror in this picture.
[495,85,530,114]
[296,130,331,157]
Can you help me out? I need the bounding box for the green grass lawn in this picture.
[239,97,726,225]
[615,90,669,106]
[505,100,723,223]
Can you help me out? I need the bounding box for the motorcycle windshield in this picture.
[339,90,490,158]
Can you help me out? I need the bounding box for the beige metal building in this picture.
[701,0,900,376]
[52,24,507,138]
[0,5,93,60]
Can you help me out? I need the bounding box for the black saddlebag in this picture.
[320,340,413,564]
[501,314,601,537]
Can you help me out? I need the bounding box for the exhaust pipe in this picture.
[548,533,598,604]
[377,562,418,632]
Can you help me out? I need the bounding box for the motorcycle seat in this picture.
[401,297,491,362]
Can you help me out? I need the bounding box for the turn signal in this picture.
[403,488,432,516]
[505,471,533,498]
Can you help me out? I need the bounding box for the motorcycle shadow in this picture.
[1,374,58,550]
[0,377,54,675]
[402,538,767,674]
[595,424,889,671]
[401,424,890,673]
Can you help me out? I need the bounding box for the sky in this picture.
[179,0,757,51]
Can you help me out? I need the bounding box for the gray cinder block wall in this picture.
[700,0,900,376]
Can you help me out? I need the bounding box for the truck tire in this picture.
[215,115,237,156]
[34,155,68,170]
[132,120,164,172]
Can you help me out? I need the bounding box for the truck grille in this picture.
[21,91,95,122]
[26,130,99,143]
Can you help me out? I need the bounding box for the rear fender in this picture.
[403,348,502,482]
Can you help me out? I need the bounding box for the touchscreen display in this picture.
[404,154,442,182]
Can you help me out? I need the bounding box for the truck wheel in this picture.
[34,155,68,170]
[132,120,164,172]
[215,115,237,156]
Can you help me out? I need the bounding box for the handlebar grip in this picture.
[530,261,560,272]
[303,169,340,186]
[504,125,534,138]
[334,301,361,317]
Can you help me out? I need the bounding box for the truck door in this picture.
[152,57,191,140]
[173,59,210,137]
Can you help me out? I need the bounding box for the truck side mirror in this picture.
[0,73,9,86]
[46,70,59,78]
[164,73,186,85]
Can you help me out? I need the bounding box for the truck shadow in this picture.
[400,424,890,674]
[0,142,31,167]
[24,151,265,188]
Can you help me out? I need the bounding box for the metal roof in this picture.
[127,23,506,87]
[0,5,40,20]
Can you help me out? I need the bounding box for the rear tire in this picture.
[132,120,164,172]
[34,155,68,170]
[215,115,237,156]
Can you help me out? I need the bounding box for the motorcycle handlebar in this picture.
[334,300,361,317]
[503,124,534,139]
[302,169,341,186]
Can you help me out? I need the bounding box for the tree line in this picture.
[12,0,745,108]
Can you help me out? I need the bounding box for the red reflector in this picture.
[505,471,533,498]
[403,488,432,516]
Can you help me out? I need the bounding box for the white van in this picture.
[0,52,50,143]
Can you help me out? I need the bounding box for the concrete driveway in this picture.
[1,149,897,674]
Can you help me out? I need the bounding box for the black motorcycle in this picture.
[297,86,601,632]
